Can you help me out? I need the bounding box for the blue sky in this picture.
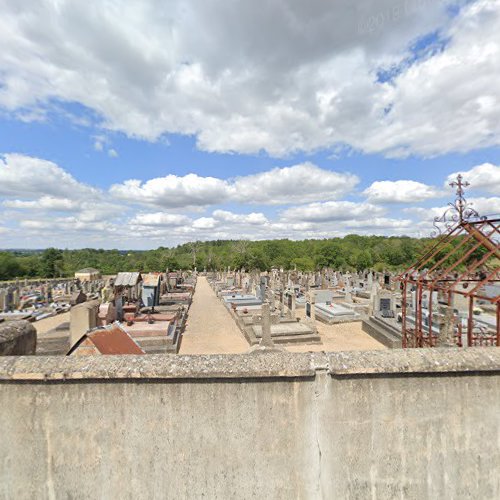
[0,0,499,249]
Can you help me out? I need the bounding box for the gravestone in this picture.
[0,320,36,355]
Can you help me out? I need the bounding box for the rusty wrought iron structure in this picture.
[397,175,499,348]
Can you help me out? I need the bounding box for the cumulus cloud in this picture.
[342,217,413,229]
[213,210,268,225]
[467,197,500,217]
[406,196,500,222]
[3,196,79,211]
[110,174,230,208]
[0,151,497,248]
[230,163,358,204]
[0,154,97,199]
[130,212,191,227]
[192,217,217,229]
[111,163,357,208]
[282,200,386,222]
[363,180,443,203]
[2,0,497,157]
[446,163,500,194]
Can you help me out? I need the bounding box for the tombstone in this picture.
[290,291,296,320]
[0,290,6,312]
[344,283,352,303]
[306,291,317,332]
[315,273,321,287]
[259,303,274,348]
[115,294,124,322]
[269,291,276,312]
[6,288,14,312]
[280,289,286,318]
[69,300,100,349]
[372,287,396,319]
[260,277,266,301]
[70,290,87,306]
[12,289,20,309]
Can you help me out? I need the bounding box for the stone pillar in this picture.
[438,300,456,347]
[370,284,379,317]
[307,291,316,332]
[269,291,275,312]
[12,289,20,309]
[291,291,296,320]
[259,303,274,348]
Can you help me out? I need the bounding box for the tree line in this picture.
[0,234,485,280]
[0,236,427,280]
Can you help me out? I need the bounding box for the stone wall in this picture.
[0,349,499,499]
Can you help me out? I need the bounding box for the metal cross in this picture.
[449,174,470,222]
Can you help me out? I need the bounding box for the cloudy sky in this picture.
[0,0,499,249]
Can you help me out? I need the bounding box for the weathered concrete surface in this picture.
[0,320,36,355]
[0,349,499,499]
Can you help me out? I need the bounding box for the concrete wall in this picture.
[0,349,499,499]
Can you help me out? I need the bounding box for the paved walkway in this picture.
[179,277,248,354]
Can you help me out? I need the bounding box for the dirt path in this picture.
[179,277,248,354]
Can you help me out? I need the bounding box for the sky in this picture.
[0,0,499,250]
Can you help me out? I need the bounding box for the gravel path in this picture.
[286,309,386,352]
[179,277,249,354]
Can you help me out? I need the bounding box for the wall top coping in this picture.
[0,348,499,381]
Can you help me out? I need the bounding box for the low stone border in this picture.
[0,348,499,381]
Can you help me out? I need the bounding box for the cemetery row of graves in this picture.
[0,261,498,356]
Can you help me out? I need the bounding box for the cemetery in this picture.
[0,181,498,500]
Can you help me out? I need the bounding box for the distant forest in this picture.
[0,235,483,280]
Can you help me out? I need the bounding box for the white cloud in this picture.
[192,217,217,229]
[212,210,268,225]
[467,197,500,217]
[3,196,78,211]
[110,174,230,208]
[282,200,385,222]
[342,217,413,229]
[108,148,118,158]
[2,0,497,157]
[446,163,500,194]
[363,180,443,203]
[230,163,358,204]
[360,0,500,158]
[0,152,496,248]
[110,163,357,208]
[130,212,191,227]
[0,154,97,199]
[406,196,500,222]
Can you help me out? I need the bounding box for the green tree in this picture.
[40,248,64,278]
